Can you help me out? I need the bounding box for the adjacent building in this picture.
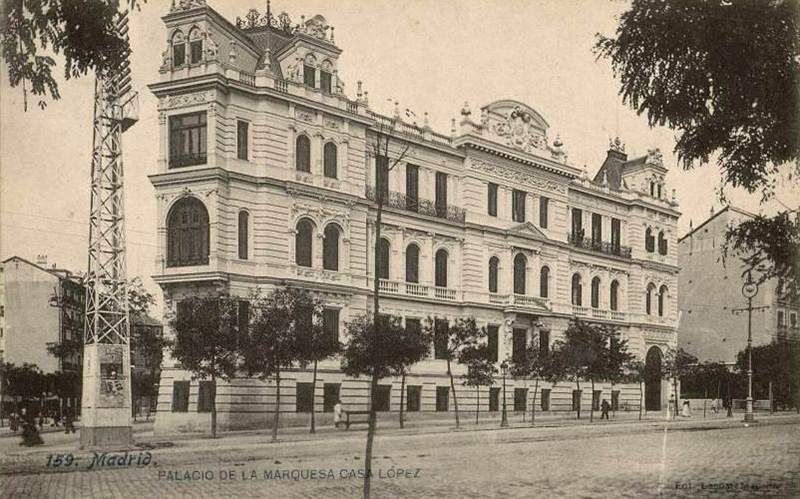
[678,206,799,365]
[149,0,680,433]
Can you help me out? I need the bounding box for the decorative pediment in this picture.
[481,100,550,154]
[507,222,548,241]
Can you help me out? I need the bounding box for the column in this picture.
[526,192,535,224]
[312,132,323,177]
[158,111,167,173]
[206,102,217,169]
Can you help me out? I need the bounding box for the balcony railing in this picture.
[573,305,589,317]
[239,71,255,86]
[489,293,509,305]
[365,186,466,223]
[609,310,627,321]
[434,286,456,301]
[405,282,429,297]
[169,152,207,169]
[274,80,288,93]
[378,279,457,301]
[378,279,399,294]
[513,294,550,309]
[567,233,631,259]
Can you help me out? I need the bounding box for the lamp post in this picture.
[500,360,509,428]
[740,272,758,422]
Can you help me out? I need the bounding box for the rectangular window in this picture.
[572,390,582,412]
[323,383,340,412]
[406,164,419,211]
[303,65,316,87]
[407,385,422,412]
[791,313,797,328]
[436,386,449,412]
[374,385,391,412]
[487,325,499,363]
[375,155,389,197]
[592,213,602,244]
[572,208,583,240]
[237,120,249,160]
[173,44,186,67]
[514,388,527,412]
[512,189,526,222]
[489,387,500,412]
[612,390,620,412]
[611,218,621,251]
[650,182,655,197]
[778,310,785,326]
[198,380,214,413]
[592,390,602,411]
[487,183,498,217]
[169,112,207,168]
[434,319,449,360]
[539,196,549,228]
[320,70,332,93]
[539,330,550,356]
[172,381,190,412]
[190,40,203,64]
[406,318,421,338]
[657,184,662,199]
[323,308,340,343]
[296,382,314,413]
[435,172,448,217]
[541,389,551,411]
[512,328,527,363]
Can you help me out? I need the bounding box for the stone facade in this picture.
[149,2,680,434]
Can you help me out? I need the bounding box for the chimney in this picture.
[606,136,627,162]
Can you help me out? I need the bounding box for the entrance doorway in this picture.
[645,347,662,411]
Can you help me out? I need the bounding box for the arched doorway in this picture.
[645,347,662,411]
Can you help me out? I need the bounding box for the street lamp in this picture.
[500,360,509,428]
[740,271,759,423]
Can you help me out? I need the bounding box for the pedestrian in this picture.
[9,412,19,433]
[64,407,76,434]
[19,408,44,447]
[681,399,692,418]
[333,399,343,429]
[600,399,611,420]
[710,398,719,414]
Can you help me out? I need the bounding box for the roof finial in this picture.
[330,26,335,44]
[582,164,589,179]
[461,101,471,118]
[393,101,400,119]
[451,118,456,135]
[357,80,363,100]
[266,0,271,20]
[610,136,625,153]
[423,111,429,128]
[710,206,715,216]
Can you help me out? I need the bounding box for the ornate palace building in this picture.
[150,0,680,433]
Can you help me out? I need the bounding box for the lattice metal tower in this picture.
[81,10,139,449]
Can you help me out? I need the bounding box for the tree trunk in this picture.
[639,381,643,421]
[590,379,595,423]
[531,379,539,426]
[272,369,281,442]
[576,378,581,420]
[211,376,217,438]
[363,374,379,499]
[673,379,679,420]
[446,357,460,429]
[476,386,480,424]
[611,383,616,418]
[310,359,318,434]
[399,372,406,429]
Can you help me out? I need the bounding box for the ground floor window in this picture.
[489,387,500,412]
[541,389,551,411]
[197,380,214,413]
[172,381,189,412]
[374,385,391,412]
[572,389,582,412]
[296,382,313,413]
[514,388,527,412]
[436,386,449,412]
[407,385,421,412]
[323,383,340,412]
[611,390,620,412]
[592,390,602,411]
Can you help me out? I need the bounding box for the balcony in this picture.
[572,305,589,317]
[169,152,207,169]
[365,186,466,223]
[568,233,631,259]
[377,279,457,301]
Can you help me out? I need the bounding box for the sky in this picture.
[1,0,797,315]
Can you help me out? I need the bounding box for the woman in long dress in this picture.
[681,400,692,418]
[333,400,343,428]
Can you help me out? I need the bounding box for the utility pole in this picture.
[733,270,768,423]
[81,9,139,449]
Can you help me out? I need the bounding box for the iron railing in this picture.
[365,185,466,222]
[568,233,631,258]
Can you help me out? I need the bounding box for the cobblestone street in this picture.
[1,414,797,498]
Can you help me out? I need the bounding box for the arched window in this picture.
[167,197,209,267]
[405,244,420,283]
[591,277,601,309]
[645,228,654,253]
[171,31,186,67]
[646,283,656,315]
[658,285,668,317]
[238,211,249,260]
[296,135,311,172]
[323,142,337,179]
[188,27,203,64]
[610,280,619,311]
[488,257,499,293]
[571,274,583,306]
[295,219,313,267]
[658,231,668,256]
[513,253,527,295]
[540,266,550,298]
[376,238,390,280]
[323,224,340,271]
[435,249,448,288]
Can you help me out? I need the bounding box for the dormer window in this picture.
[172,31,186,67]
[320,70,332,93]
[304,65,316,87]
[188,28,203,65]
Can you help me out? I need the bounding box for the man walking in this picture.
[600,399,611,420]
